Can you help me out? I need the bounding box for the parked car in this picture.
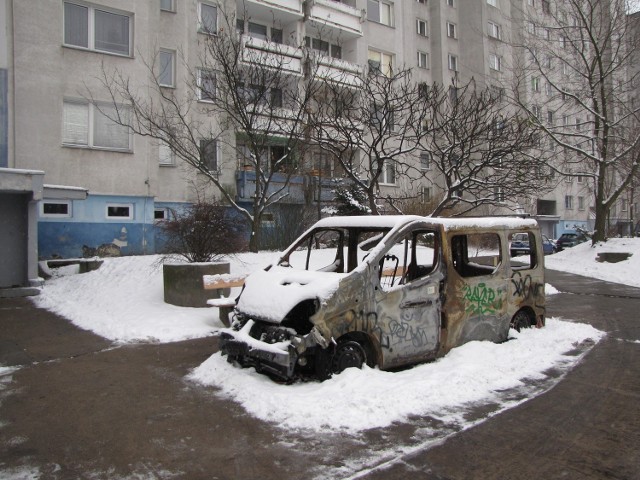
[542,235,558,255]
[220,216,546,381]
[556,232,588,251]
[509,232,530,257]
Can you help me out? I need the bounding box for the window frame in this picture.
[420,151,432,171]
[198,2,218,35]
[488,21,501,40]
[62,99,133,152]
[448,53,458,71]
[158,49,176,88]
[160,0,176,12]
[367,0,394,27]
[446,22,457,39]
[159,139,175,166]
[63,1,133,57]
[417,51,429,69]
[200,138,220,172]
[41,200,72,218]
[368,49,394,77]
[416,18,428,37]
[489,53,501,71]
[197,68,216,103]
[106,203,134,220]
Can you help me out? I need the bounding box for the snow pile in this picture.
[33,253,276,343]
[189,318,603,432]
[545,237,640,287]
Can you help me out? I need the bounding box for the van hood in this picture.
[235,266,347,324]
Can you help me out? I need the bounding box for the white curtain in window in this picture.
[63,102,89,145]
[95,10,130,55]
[94,104,130,149]
[64,3,88,48]
[159,140,174,165]
[200,4,218,33]
[158,51,174,87]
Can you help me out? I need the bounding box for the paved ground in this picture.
[0,269,638,479]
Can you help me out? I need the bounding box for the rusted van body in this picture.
[220,216,545,380]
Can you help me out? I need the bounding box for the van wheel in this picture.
[511,310,532,332]
[314,339,368,380]
[332,340,367,373]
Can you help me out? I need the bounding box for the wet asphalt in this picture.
[0,269,638,479]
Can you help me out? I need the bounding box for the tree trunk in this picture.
[248,216,261,253]
[592,199,608,244]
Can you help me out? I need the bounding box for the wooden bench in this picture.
[203,274,246,327]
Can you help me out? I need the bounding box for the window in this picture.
[158,50,175,87]
[621,198,628,212]
[41,201,72,218]
[542,0,550,14]
[62,100,131,151]
[367,0,393,26]
[421,186,432,203]
[447,22,457,39]
[487,0,498,6]
[197,69,216,102]
[306,37,342,59]
[545,82,552,96]
[368,49,393,76]
[448,54,458,71]
[381,160,396,184]
[562,114,569,127]
[198,2,218,34]
[488,22,501,39]
[420,151,432,170]
[490,85,505,102]
[417,19,428,36]
[63,2,132,56]
[154,208,168,221]
[508,232,535,269]
[417,51,429,69]
[447,0,455,6]
[494,186,505,202]
[547,110,554,125]
[452,233,502,277]
[160,0,175,12]
[417,0,426,3]
[526,21,535,35]
[542,28,550,40]
[565,195,573,209]
[248,21,267,41]
[531,76,540,92]
[578,196,585,210]
[575,117,581,130]
[106,204,133,219]
[560,35,567,49]
[200,139,219,172]
[159,140,174,166]
[531,105,541,119]
[528,0,534,5]
[577,175,584,184]
[489,53,501,71]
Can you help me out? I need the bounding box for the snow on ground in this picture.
[24,237,640,435]
[545,237,640,287]
[188,319,603,432]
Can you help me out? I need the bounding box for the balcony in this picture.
[313,54,363,87]
[236,170,339,204]
[238,0,304,25]
[307,0,364,39]
[241,36,304,75]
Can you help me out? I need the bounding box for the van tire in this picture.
[511,309,533,332]
[314,337,370,380]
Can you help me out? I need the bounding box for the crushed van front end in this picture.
[219,315,329,381]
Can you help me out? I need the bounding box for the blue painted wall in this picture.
[38,194,157,259]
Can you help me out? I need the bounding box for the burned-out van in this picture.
[220,215,545,381]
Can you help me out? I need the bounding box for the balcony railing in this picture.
[314,54,363,86]
[236,169,339,204]
[307,0,363,38]
[241,0,304,20]
[241,36,304,75]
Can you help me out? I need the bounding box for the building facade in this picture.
[1,0,631,259]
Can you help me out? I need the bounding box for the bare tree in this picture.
[95,10,320,251]
[422,80,548,216]
[512,0,640,242]
[308,65,436,214]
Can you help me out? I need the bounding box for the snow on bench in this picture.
[203,273,247,326]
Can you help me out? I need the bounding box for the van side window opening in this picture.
[379,229,438,291]
[286,229,345,272]
[451,233,502,278]
[509,231,538,270]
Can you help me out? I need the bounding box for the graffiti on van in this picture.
[462,283,504,315]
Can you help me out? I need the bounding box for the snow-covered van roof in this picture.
[313,215,537,231]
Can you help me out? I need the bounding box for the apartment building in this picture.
[1,0,620,260]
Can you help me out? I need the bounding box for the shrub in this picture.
[160,202,245,263]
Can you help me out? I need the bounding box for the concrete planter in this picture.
[163,262,230,307]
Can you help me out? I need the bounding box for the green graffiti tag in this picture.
[462,283,503,315]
